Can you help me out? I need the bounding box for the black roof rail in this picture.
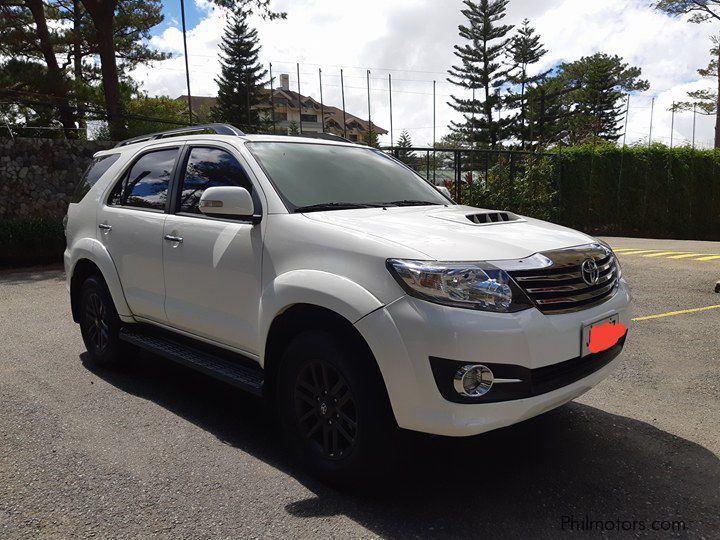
[114,123,245,148]
[292,132,353,143]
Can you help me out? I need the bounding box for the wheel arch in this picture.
[68,238,132,321]
[262,304,391,415]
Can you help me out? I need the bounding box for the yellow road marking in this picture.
[643,251,685,257]
[612,248,642,252]
[616,250,661,256]
[694,255,720,261]
[632,304,720,321]
[667,253,710,259]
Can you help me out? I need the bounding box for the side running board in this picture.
[119,327,264,396]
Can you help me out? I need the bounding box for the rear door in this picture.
[162,143,264,354]
[98,144,182,322]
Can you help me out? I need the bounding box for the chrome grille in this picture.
[508,245,619,314]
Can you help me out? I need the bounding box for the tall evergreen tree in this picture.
[683,35,719,115]
[524,77,573,148]
[555,53,649,144]
[212,7,267,130]
[0,0,165,139]
[395,129,415,165]
[654,1,719,147]
[506,19,549,148]
[447,0,514,149]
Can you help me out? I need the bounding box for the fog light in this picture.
[453,364,494,397]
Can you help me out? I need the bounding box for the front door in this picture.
[98,145,181,322]
[162,145,263,354]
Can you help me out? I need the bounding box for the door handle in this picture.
[164,234,183,243]
[98,223,112,231]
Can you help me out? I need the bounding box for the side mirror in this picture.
[199,186,255,219]
[436,185,453,199]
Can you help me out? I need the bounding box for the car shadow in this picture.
[82,350,720,538]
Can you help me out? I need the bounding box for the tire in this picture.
[79,275,124,368]
[275,329,398,485]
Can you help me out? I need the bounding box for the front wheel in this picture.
[276,330,398,485]
[79,275,124,367]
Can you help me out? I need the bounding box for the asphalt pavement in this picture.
[1,236,719,538]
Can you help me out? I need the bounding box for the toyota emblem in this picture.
[581,258,600,286]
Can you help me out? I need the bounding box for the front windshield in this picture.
[247,142,450,211]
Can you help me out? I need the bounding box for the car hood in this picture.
[303,205,597,261]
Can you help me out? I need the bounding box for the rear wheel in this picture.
[79,275,124,367]
[276,330,397,485]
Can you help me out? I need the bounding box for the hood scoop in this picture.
[466,211,521,224]
[430,207,525,227]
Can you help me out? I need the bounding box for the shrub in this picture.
[0,218,65,267]
[457,145,720,240]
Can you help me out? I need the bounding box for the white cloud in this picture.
[130,0,719,148]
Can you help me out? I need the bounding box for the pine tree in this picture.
[395,129,415,165]
[524,77,573,148]
[506,19,549,148]
[447,0,514,149]
[362,127,380,148]
[555,53,649,144]
[654,1,719,147]
[675,35,718,147]
[212,7,268,130]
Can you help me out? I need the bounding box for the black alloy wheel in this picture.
[79,276,123,367]
[294,358,358,459]
[83,291,110,354]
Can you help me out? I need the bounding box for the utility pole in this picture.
[670,102,675,148]
[388,73,393,148]
[180,0,193,124]
[432,80,436,148]
[471,87,475,147]
[269,63,275,134]
[622,94,630,147]
[366,70,371,145]
[319,68,324,133]
[245,72,251,130]
[693,103,697,149]
[340,69,347,138]
[648,96,655,147]
[432,80,436,183]
[297,63,302,134]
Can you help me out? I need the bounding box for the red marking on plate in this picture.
[589,322,627,354]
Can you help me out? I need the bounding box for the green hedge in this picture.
[460,145,720,240]
[0,218,65,268]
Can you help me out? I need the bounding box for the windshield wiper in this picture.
[381,199,444,207]
[294,202,385,213]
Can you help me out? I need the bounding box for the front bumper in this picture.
[354,280,631,437]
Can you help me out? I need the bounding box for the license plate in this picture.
[581,314,621,357]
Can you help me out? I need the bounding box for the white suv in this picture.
[65,124,631,481]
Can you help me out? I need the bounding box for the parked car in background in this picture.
[64,124,631,482]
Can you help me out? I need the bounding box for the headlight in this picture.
[386,259,533,313]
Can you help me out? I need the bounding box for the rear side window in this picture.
[71,154,121,203]
[178,147,253,214]
[109,148,178,210]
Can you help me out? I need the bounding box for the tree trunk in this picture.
[81,0,124,140]
[25,0,78,138]
[520,79,526,149]
[716,44,720,149]
[73,0,87,139]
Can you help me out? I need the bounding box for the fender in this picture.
[258,269,383,359]
[68,237,133,319]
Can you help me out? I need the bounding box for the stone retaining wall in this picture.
[0,138,114,220]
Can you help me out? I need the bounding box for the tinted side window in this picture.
[109,148,178,210]
[71,154,121,203]
[178,147,252,214]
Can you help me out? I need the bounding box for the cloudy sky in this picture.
[132,0,719,148]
